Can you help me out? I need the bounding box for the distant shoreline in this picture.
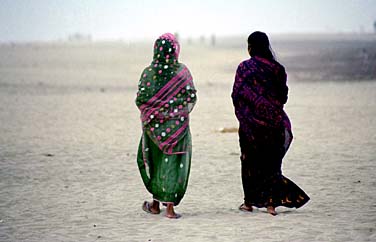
[1,32,376,45]
[1,34,375,82]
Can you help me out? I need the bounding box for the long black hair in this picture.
[247,31,275,60]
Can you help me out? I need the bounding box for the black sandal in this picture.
[239,203,253,212]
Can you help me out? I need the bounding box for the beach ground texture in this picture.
[0,34,375,241]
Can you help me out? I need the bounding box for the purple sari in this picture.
[232,56,309,209]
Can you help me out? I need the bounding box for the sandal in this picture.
[165,213,181,219]
[267,206,277,216]
[239,203,253,212]
[142,201,160,215]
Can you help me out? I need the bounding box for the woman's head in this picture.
[247,31,275,60]
[153,33,180,63]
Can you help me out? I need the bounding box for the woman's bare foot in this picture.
[142,200,160,214]
[165,203,181,219]
[267,206,277,216]
[239,203,253,212]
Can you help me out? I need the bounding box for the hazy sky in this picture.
[1,0,375,41]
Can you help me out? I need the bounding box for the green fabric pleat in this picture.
[137,130,192,205]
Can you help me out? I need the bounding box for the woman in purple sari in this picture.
[232,31,309,215]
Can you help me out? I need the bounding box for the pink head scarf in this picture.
[158,33,180,58]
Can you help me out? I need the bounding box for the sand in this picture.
[0,34,375,241]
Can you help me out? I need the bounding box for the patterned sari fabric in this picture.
[232,56,309,209]
[135,33,197,205]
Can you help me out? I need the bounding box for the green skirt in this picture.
[137,130,192,205]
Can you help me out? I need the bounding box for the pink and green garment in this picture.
[136,33,197,205]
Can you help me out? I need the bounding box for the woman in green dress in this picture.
[135,33,197,219]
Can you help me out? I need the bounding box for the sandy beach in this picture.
[0,34,376,241]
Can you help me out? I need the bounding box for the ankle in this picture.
[151,200,160,210]
[267,206,277,215]
[166,204,175,213]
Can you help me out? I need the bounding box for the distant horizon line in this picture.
[1,31,376,44]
